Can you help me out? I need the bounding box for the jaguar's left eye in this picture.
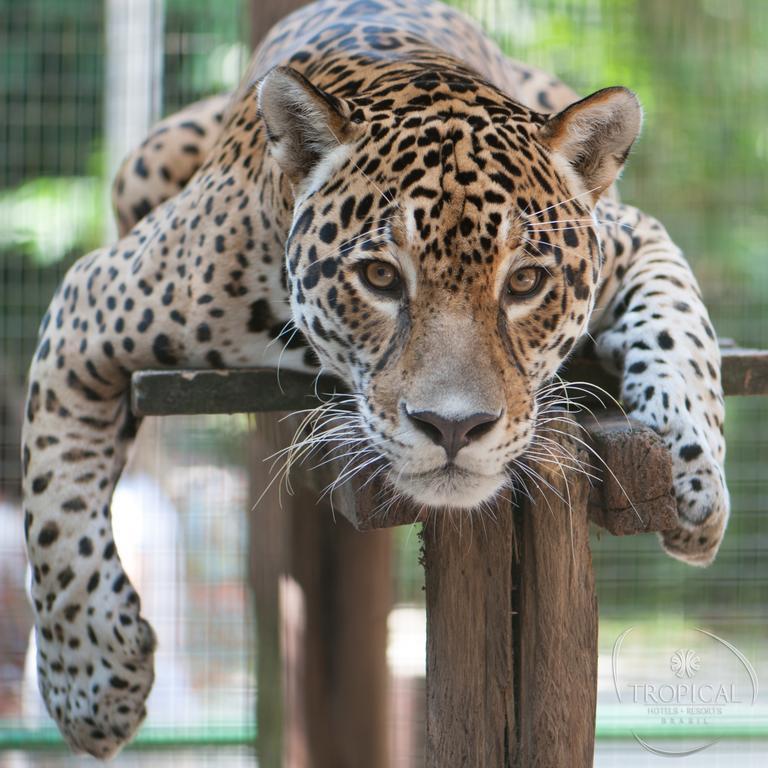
[359,260,402,295]
[506,266,546,298]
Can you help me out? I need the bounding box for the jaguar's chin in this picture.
[393,464,508,510]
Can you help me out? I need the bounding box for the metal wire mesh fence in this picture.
[1,0,766,766]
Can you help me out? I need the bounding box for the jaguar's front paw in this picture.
[35,573,156,759]
[660,444,730,566]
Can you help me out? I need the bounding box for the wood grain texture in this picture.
[582,411,678,535]
[130,338,754,765]
[288,487,391,768]
[248,414,291,768]
[719,347,768,396]
[514,419,597,768]
[422,419,598,768]
[423,503,517,767]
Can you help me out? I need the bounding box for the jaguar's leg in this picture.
[23,105,306,753]
[21,198,205,756]
[23,97,222,761]
[590,200,728,565]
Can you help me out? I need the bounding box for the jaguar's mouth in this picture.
[400,462,472,479]
[392,462,508,509]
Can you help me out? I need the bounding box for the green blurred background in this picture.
[0,0,766,765]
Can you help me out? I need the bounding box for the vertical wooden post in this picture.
[249,414,291,768]
[423,503,517,767]
[513,439,597,767]
[249,414,392,768]
[422,421,598,768]
[329,521,391,768]
[289,490,391,768]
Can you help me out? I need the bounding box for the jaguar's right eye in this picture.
[359,260,402,296]
[505,266,547,299]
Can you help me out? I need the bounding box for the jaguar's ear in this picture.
[538,87,642,203]
[258,66,353,186]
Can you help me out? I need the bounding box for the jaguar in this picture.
[22,0,728,756]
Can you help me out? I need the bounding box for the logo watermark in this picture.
[611,626,758,757]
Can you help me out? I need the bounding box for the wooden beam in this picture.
[129,340,758,765]
[247,415,291,768]
[242,410,675,767]
[422,498,517,767]
[719,347,768,396]
[131,369,341,416]
[325,415,674,765]
[562,345,768,398]
[283,478,391,768]
[130,344,768,417]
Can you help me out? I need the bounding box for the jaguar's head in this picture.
[259,65,641,508]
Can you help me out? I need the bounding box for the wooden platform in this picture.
[131,345,768,417]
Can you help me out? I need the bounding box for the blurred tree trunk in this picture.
[252,0,307,47]
[247,1,304,759]
[248,7,390,768]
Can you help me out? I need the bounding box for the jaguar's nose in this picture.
[405,408,501,460]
